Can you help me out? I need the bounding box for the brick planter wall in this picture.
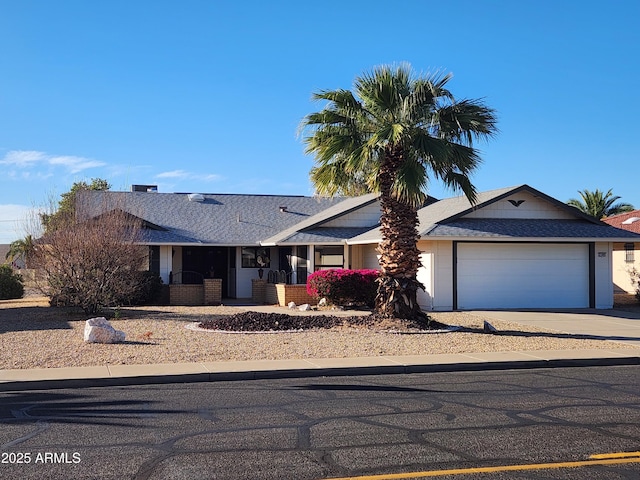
[264,283,317,306]
[204,279,222,305]
[252,279,267,304]
[169,285,204,306]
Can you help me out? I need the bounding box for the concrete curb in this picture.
[1,355,638,392]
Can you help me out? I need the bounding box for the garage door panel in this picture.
[457,243,589,309]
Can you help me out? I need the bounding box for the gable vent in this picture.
[188,193,205,202]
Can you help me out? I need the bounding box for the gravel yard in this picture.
[1,296,637,370]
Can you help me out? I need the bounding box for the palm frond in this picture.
[435,99,498,144]
[391,157,428,207]
[566,188,635,218]
[301,63,497,207]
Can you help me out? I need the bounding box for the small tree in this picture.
[40,178,111,233]
[31,200,149,314]
[0,264,24,300]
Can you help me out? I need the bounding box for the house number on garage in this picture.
[598,252,607,257]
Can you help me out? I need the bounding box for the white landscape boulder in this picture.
[84,317,126,343]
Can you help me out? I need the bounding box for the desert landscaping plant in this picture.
[302,64,497,320]
[307,269,379,307]
[30,198,149,314]
[0,264,24,300]
[117,270,164,306]
[631,267,640,303]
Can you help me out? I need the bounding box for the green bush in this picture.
[0,264,25,300]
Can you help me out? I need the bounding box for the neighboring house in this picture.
[603,210,640,294]
[82,184,640,310]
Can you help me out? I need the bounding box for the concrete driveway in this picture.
[473,309,640,347]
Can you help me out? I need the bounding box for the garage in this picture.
[455,243,591,309]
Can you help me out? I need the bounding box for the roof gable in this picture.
[261,193,379,245]
[348,185,639,244]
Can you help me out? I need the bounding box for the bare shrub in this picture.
[631,267,640,303]
[30,195,149,314]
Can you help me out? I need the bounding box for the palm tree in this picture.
[5,234,35,268]
[567,189,634,219]
[301,64,497,320]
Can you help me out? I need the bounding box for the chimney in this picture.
[131,184,158,192]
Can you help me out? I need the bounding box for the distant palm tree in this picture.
[301,64,497,320]
[5,235,35,268]
[567,189,634,219]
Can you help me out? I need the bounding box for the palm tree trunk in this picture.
[375,147,425,319]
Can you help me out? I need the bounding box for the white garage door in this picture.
[457,243,590,309]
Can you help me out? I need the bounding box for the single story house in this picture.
[603,210,640,294]
[82,184,640,310]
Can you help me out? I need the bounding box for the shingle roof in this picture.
[260,193,379,245]
[427,219,640,240]
[603,210,640,234]
[278,227,376,244]
[348,185,637,244]
[81,186,639,247]
[81,191,348,245]
[348,186,519,244]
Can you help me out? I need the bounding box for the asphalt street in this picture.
[1,365,639,479]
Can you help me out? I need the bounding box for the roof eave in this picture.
[421,236,639,242]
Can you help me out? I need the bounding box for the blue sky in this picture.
[1,0,639,243]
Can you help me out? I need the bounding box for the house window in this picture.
[625,243,635,263]
[241,247,271,268]
[314,246,344,270]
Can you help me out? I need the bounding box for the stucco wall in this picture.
[594,242,613,308]
[416,241,433,310]
[431,241,454,310]
[611,242,639,294]
[323,201,381,227]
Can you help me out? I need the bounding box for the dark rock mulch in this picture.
[198,311,449,332]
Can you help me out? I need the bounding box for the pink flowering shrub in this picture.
[306,269,379,307]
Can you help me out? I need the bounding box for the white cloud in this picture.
[48,155,106,173]
[202,174,222,182]
[0,150,47,167]
[0,150,105,174]
[156,170,190,179]
[155,170,222,182]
